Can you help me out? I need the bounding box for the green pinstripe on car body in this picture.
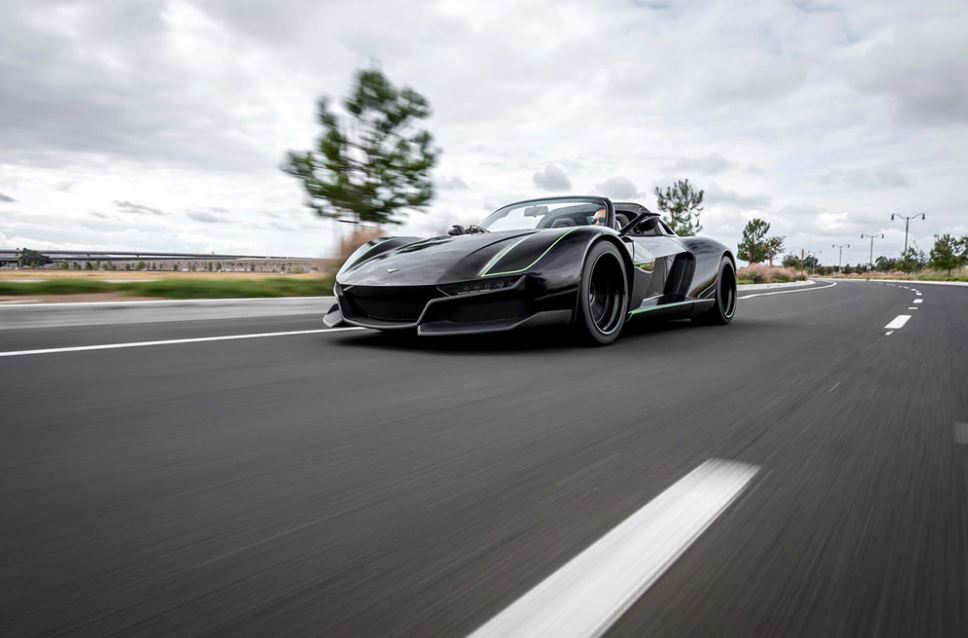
[479,228,579,277]
[627,299,694,318]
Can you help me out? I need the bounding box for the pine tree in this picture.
[654,179,703,235]
[285,68,439,226]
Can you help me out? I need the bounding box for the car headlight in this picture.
[438,276,520,296]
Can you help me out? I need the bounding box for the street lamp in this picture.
[832,243,850,274]
[890,213,925,254]
[860,233,885,273]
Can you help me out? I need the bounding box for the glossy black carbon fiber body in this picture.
[324,201,733,335]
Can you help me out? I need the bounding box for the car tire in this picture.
[693,256,736,325]
[575,241,629,345]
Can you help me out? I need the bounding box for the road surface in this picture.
[1,280,966,637]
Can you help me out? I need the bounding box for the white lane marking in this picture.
[915,292,922,296]
[914,298,923,304]
[884,315,911,330]
[0,327,364,358]
[468,459,759,638]
[885,330,894,336]
[955,423,968,446]
[828,381,840,393]
[739,281,837,299]
[908,307,917,310]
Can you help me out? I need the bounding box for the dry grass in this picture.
[337,227,385,263]
[0,270,327,281]
[831,268,968,282]
[736,264,806,284]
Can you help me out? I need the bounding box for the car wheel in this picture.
[575,242,629,345]
[693,256,736,325]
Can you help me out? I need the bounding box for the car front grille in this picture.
[341,286,441,322]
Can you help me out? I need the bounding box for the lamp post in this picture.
[860,233,885,274]
[832,243,850,274]
[891,213,925,255]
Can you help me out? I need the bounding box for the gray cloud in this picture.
[186,209,233,224]
[90,211,110,219]
[533,165,572,191]
[114,200,168,216]
[0,1,966,260]
[0,2,272,170]
[437,175,469,190]
[664,154,735,176]
[850,17,968,125]
[595,176,640,200]
[0,192,16,203]
[705,184,772,209]
[820,167,912,190]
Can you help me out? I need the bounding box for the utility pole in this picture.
[891,213,925,254]
[860,233,884,275]
[805,250,822,276]
[832,243,850,274]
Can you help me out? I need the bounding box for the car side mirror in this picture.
[448,225,464,236]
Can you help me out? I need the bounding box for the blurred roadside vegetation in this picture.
[736,264,807,285]
[0,277,334,299]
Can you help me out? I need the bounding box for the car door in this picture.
[623,217,689,308]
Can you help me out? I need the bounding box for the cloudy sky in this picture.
[1,0,966,263]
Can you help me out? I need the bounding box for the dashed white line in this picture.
[908,307,918,310]
[914,298,923,304]
[468,459,759,638]
[0,327,365,358]
[827,381,841,392]
[885,330,894,336]
[884,315,911,330]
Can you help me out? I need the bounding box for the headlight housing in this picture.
[438,276,520,296]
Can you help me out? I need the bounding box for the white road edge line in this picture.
[468,459,759,638]
[738,281,837,299]
[884,315,911,330]
[0,327,365,358]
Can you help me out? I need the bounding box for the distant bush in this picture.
[338,227,384,263]
[736,264,806,284]
[0,277,334,299]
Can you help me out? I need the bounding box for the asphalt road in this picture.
[1,281,966,637]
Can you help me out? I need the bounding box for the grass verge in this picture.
[0,277,334,299]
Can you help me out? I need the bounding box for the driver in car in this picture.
[592,207,607,226]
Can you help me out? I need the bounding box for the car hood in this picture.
[338,229,572,286]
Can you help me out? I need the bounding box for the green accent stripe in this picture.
[478,235,533,277]
[482,228,578,277]
[627,299,694,317]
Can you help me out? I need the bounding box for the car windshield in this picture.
[479,197,610,232]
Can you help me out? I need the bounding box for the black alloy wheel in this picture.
[576,242,628,345]
[694,255,736,325]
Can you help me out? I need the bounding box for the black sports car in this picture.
[324,196,736,345]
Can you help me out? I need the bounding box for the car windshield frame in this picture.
[479,196,614,232]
